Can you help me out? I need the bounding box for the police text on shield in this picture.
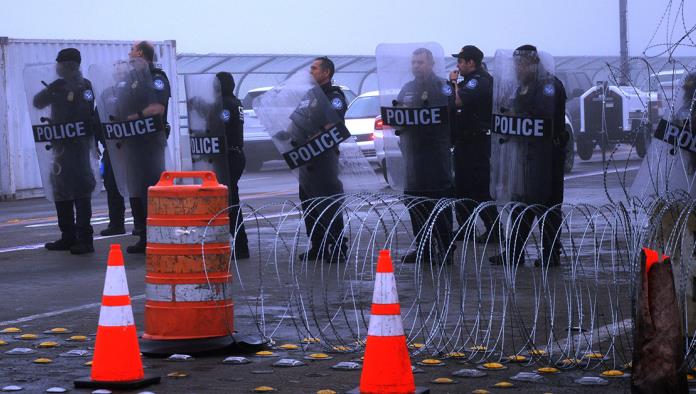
[32,121,91,143]
[190,136,224,155]
[492,114,549,138]
[380,106,449,127]
[654,119,696,155]
[102,116,164,140]
[283,124,352,169]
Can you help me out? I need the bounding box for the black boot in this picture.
[70,243,94,255]
[100,226,126,236]
[489,252,525,266]
[233,244,250,259]
[45,237,75,251]
[324,239,347,264]
[534,253,561,267]
[126,238,146,254]
[298,247,321,261]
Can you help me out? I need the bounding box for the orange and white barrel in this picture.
[142,171,233,344]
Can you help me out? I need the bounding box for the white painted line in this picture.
[239,176,271,183]
[0,233,130,254]
[26,218,134,229]
[564,166,639,180]
[0,295,145,326]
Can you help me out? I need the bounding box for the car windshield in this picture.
[242,90,267,109]
[345,95,380,119]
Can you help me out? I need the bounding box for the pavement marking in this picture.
[0,233,131,254]
[25,217,135,229]
[564,166,639,180]
[239,176,271,183]
[0,295,146,326]
[0,211,303,255]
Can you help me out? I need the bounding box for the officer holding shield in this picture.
[293,57,348,261]
[124,41,171,253]
[488,45,567,267]
[448,45,498,243]
[28,48,99,254]
[187,72,249,259]
[393,47,453,264]
[91,41,171,254]
[97,61,129,237]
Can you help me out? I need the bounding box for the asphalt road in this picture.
[0,147,649,393]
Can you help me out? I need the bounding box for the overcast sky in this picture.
[1,0,695,57]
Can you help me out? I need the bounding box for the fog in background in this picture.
[2,0,695,57]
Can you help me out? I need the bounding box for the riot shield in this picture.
[375,42,452,193]
[22,63,100,202]
[631,64,695,199]
[253,71,380,194]
[89,58,167,199]
[184,74,230,185]
[489,48,558,204]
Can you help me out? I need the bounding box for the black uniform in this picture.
[196,91,249,256]
[450,66,498,235]
[396,74,453,257]
[509,73,567,264]
[293,83,347,255]
[100,147,126,232]
[119,64,170,248]
[33,73,98,247]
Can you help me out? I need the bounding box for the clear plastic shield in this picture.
[253,71,380,195]
[490,49,558,203]
[631,64,696,199]
[89,58,167,199]
[22,63,100,202]
[185,74,230,185]
[375,42,452,193]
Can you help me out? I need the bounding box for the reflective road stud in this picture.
[349,250,429,394]
[74,244,160,390]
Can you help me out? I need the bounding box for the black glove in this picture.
[47,79,67,94]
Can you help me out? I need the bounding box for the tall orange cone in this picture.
[74,244,160,390]
[349,250,429,394]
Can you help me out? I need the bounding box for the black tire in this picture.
[564,126,575,174]
[380,159,389,183]
[246,158,264,172]
[577,136,594,161]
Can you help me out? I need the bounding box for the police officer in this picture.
[448,45,498,243]
[489,45,567,267]
[396,48,453,264]
[32,48,98,254]
[96,61,128,237]
[296,56,348,261]
[125,41,171,254]
[188,72,249,259]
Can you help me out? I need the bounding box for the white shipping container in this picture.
[0,37,181,200]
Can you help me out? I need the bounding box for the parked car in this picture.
[240,85,357,171]
[344,90,380,161]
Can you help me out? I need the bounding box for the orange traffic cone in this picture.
[350,250,429,394]
[74,244,160,390]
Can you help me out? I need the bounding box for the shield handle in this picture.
[156,171,220,188]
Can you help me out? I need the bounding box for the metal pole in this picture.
[619,0,630,85]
